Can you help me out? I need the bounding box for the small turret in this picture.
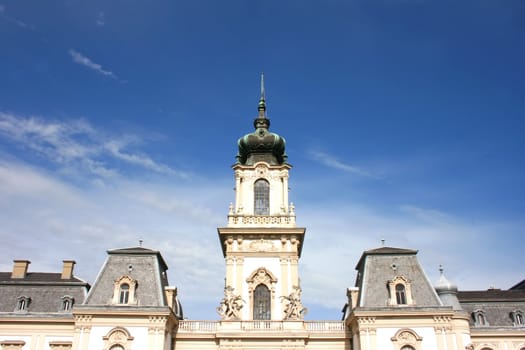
[435,265,462,310]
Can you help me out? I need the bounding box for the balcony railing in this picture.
[227,214,296,227]
[178,320,345,334]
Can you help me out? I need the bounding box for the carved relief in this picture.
[249,239,277,252]
[391,328,422,350]
[0,341,25,350]
[49,341,72,350]
[102,327,134,350]
[255,164,268,178]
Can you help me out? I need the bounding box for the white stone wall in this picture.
[87,326,149,349]
[242,256,283,320]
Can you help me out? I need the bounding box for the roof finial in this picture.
[439,264,444,275]
[258,72,266,116]
[139,239,143,247]
[381,238,385,246]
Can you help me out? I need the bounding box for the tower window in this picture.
[395,284,407,305]
[254,179,270,215]
[119,283,130,304]
[253,284,271,320]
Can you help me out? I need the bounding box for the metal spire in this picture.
[258,72,266,116]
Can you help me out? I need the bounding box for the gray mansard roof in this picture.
[82,246,170,307]
[458,288,525,328]
[0,272,89,315]
[354,246,443,308]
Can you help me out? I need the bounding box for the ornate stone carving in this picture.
[281,286,307,320]
[217,286,244,320]
[49,341,72,350]
[102,327,134,350]
[249,239,277,252]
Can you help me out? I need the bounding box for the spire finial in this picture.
[258,72,266,116]
[439,264,444,275]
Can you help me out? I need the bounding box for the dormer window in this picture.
[473,309,488,326]
[15,296,30,312]
[254,179,269,215]
[119,284,130,304]
[61,296,74,311]
[511,310,524,326]
[395,284,407,305]
[113,276,137,305]
[387,276,414,306]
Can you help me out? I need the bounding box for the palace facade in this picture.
[1,78,524,350]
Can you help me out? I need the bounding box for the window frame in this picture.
[253,284,271,320]
[254,178,270,215]
[15,296,30,312]
[112,275,137,305]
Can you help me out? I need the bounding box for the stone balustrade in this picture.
[227,215,296,227]
[177,320,346,334]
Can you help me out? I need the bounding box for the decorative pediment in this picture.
[246,267,278,286]
[391,328,422,350]
[102,327,134,350]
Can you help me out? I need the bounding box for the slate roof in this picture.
[355,246,442,308]
[355,247,418,270]
[83,246,170,307]
[0,273,89,314]
[510,279,525,290]
[458,288,525,327]
[0,272,86,284]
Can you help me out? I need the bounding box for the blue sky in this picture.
[0,0,524,320]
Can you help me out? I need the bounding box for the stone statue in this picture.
[217,286,244,320]
[281,286,307,320]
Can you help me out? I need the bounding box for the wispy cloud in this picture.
[0,112,185,179]
[0,159,226,318]
[0,4,31,28]
[309,150,377,178]
[68,49,117,79]
[96,11,105,26]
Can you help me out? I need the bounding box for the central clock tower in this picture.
[217,75,306,321]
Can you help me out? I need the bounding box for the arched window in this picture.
[395,284,407,305]
[254,179,270,215]
[510,310,524,326]
[253,284,271,320]
[473,310,488,326]
[61,296,74,311]
[15,296,30,312]
[119,283,130,304]
[109,346,124,350]
[401,346,415,350]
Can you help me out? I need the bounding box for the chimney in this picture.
[12,260,31,278]
[61,260,76,279]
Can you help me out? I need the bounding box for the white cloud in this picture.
[1,115,523,319]
[0,159,227,318]
[0,5,30,28]
[0,112,184,179]
[308,150,378,178]
[105,140,188,177]
[68,49,117,79]
[96,11,105,26]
